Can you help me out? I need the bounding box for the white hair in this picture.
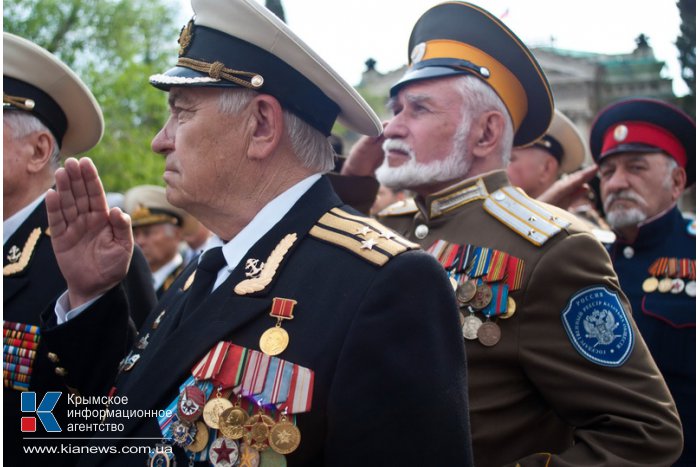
[453,75,514,166]
[4,110,61,169]
[218,89,335,173]
[375,74,514,189]
[662,157,678,190]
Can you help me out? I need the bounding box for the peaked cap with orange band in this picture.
[590,98,695,187]
[390,1,553,147]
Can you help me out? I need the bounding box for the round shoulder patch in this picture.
[687,218,696,236]
[561,286,634,367]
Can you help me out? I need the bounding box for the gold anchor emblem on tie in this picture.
[234,233,297,295]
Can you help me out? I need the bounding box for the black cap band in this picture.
[4,76,67,146]
[534,134,564,163]
[155,25,340,136]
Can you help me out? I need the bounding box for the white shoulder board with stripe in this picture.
[483,187,571,246]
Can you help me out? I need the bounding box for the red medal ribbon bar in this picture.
[505,255,525,292]
[278,365,314,414]
[239,349,271,397]
[270,298,297,320]
[485,250,508,282]
[192,341,230,381]
[213,344,249,388]
[668,258,679,278]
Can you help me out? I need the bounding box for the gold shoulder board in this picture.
[377,198,418,217]
[483,187,571,247]
[309,207,418,266]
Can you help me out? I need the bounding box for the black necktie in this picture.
[183,246,226,314]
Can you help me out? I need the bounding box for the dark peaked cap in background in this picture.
[4,32,103,157]
[390,1,553,147]
[590,98,696,187]
[149,0,381,137]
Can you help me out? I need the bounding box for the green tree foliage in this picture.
[676,0,695,116]
[4,0,181,191]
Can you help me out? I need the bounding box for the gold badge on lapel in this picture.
[234,233,297,295]
[4,228,41,276]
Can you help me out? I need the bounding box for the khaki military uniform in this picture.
[379,170,682,467]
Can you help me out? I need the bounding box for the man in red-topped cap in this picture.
[591,97,696,467]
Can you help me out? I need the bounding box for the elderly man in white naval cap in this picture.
[39,1,474,465]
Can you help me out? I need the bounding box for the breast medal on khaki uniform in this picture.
[377,2,682,465]
[380,171,681,466]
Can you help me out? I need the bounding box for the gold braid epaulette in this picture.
[177,57,265,89]
[309,208,418,266]
[4,228,42,276]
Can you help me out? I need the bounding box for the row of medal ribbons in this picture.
[154,341,313,466]
[642,257,696,297]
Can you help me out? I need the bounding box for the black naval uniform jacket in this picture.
[608,206,696,466]
[3,200,156,467]
[39,177,474,466]
[378,171,683,467]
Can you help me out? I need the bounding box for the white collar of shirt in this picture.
[152,253,184,290]
[206,173,321,290]
[4,193,47,245]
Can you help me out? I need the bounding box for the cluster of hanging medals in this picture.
[426,240,525,347]
[151,334,313,467]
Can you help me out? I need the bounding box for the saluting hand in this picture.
[538,165,599,210]
[46,157,134,308]
[340,122,387,177]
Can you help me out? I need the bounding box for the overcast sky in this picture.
[178,0,688,96]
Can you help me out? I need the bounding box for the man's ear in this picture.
[26,131,56,173]
[247,94,284,161]
[670,166,687,201]
[471,111,506,158]
[542,154,559,179]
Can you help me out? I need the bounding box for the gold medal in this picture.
[462,314,482,340]
[260,326,290,356]
[657,277,673,293]
[477,320,501,347]
[499,296,516,319]
[468,284,492,310]
[203,397,233,429]
[456,280,477,304]
[268,416,301,455]
[186,421,210,453]
[259,298,296,356]
[219,405,249,440]
[245,412,276,451]
[642,277,659,293]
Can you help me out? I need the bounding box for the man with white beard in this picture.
[342,2,683,465]
[590,97,696,467]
